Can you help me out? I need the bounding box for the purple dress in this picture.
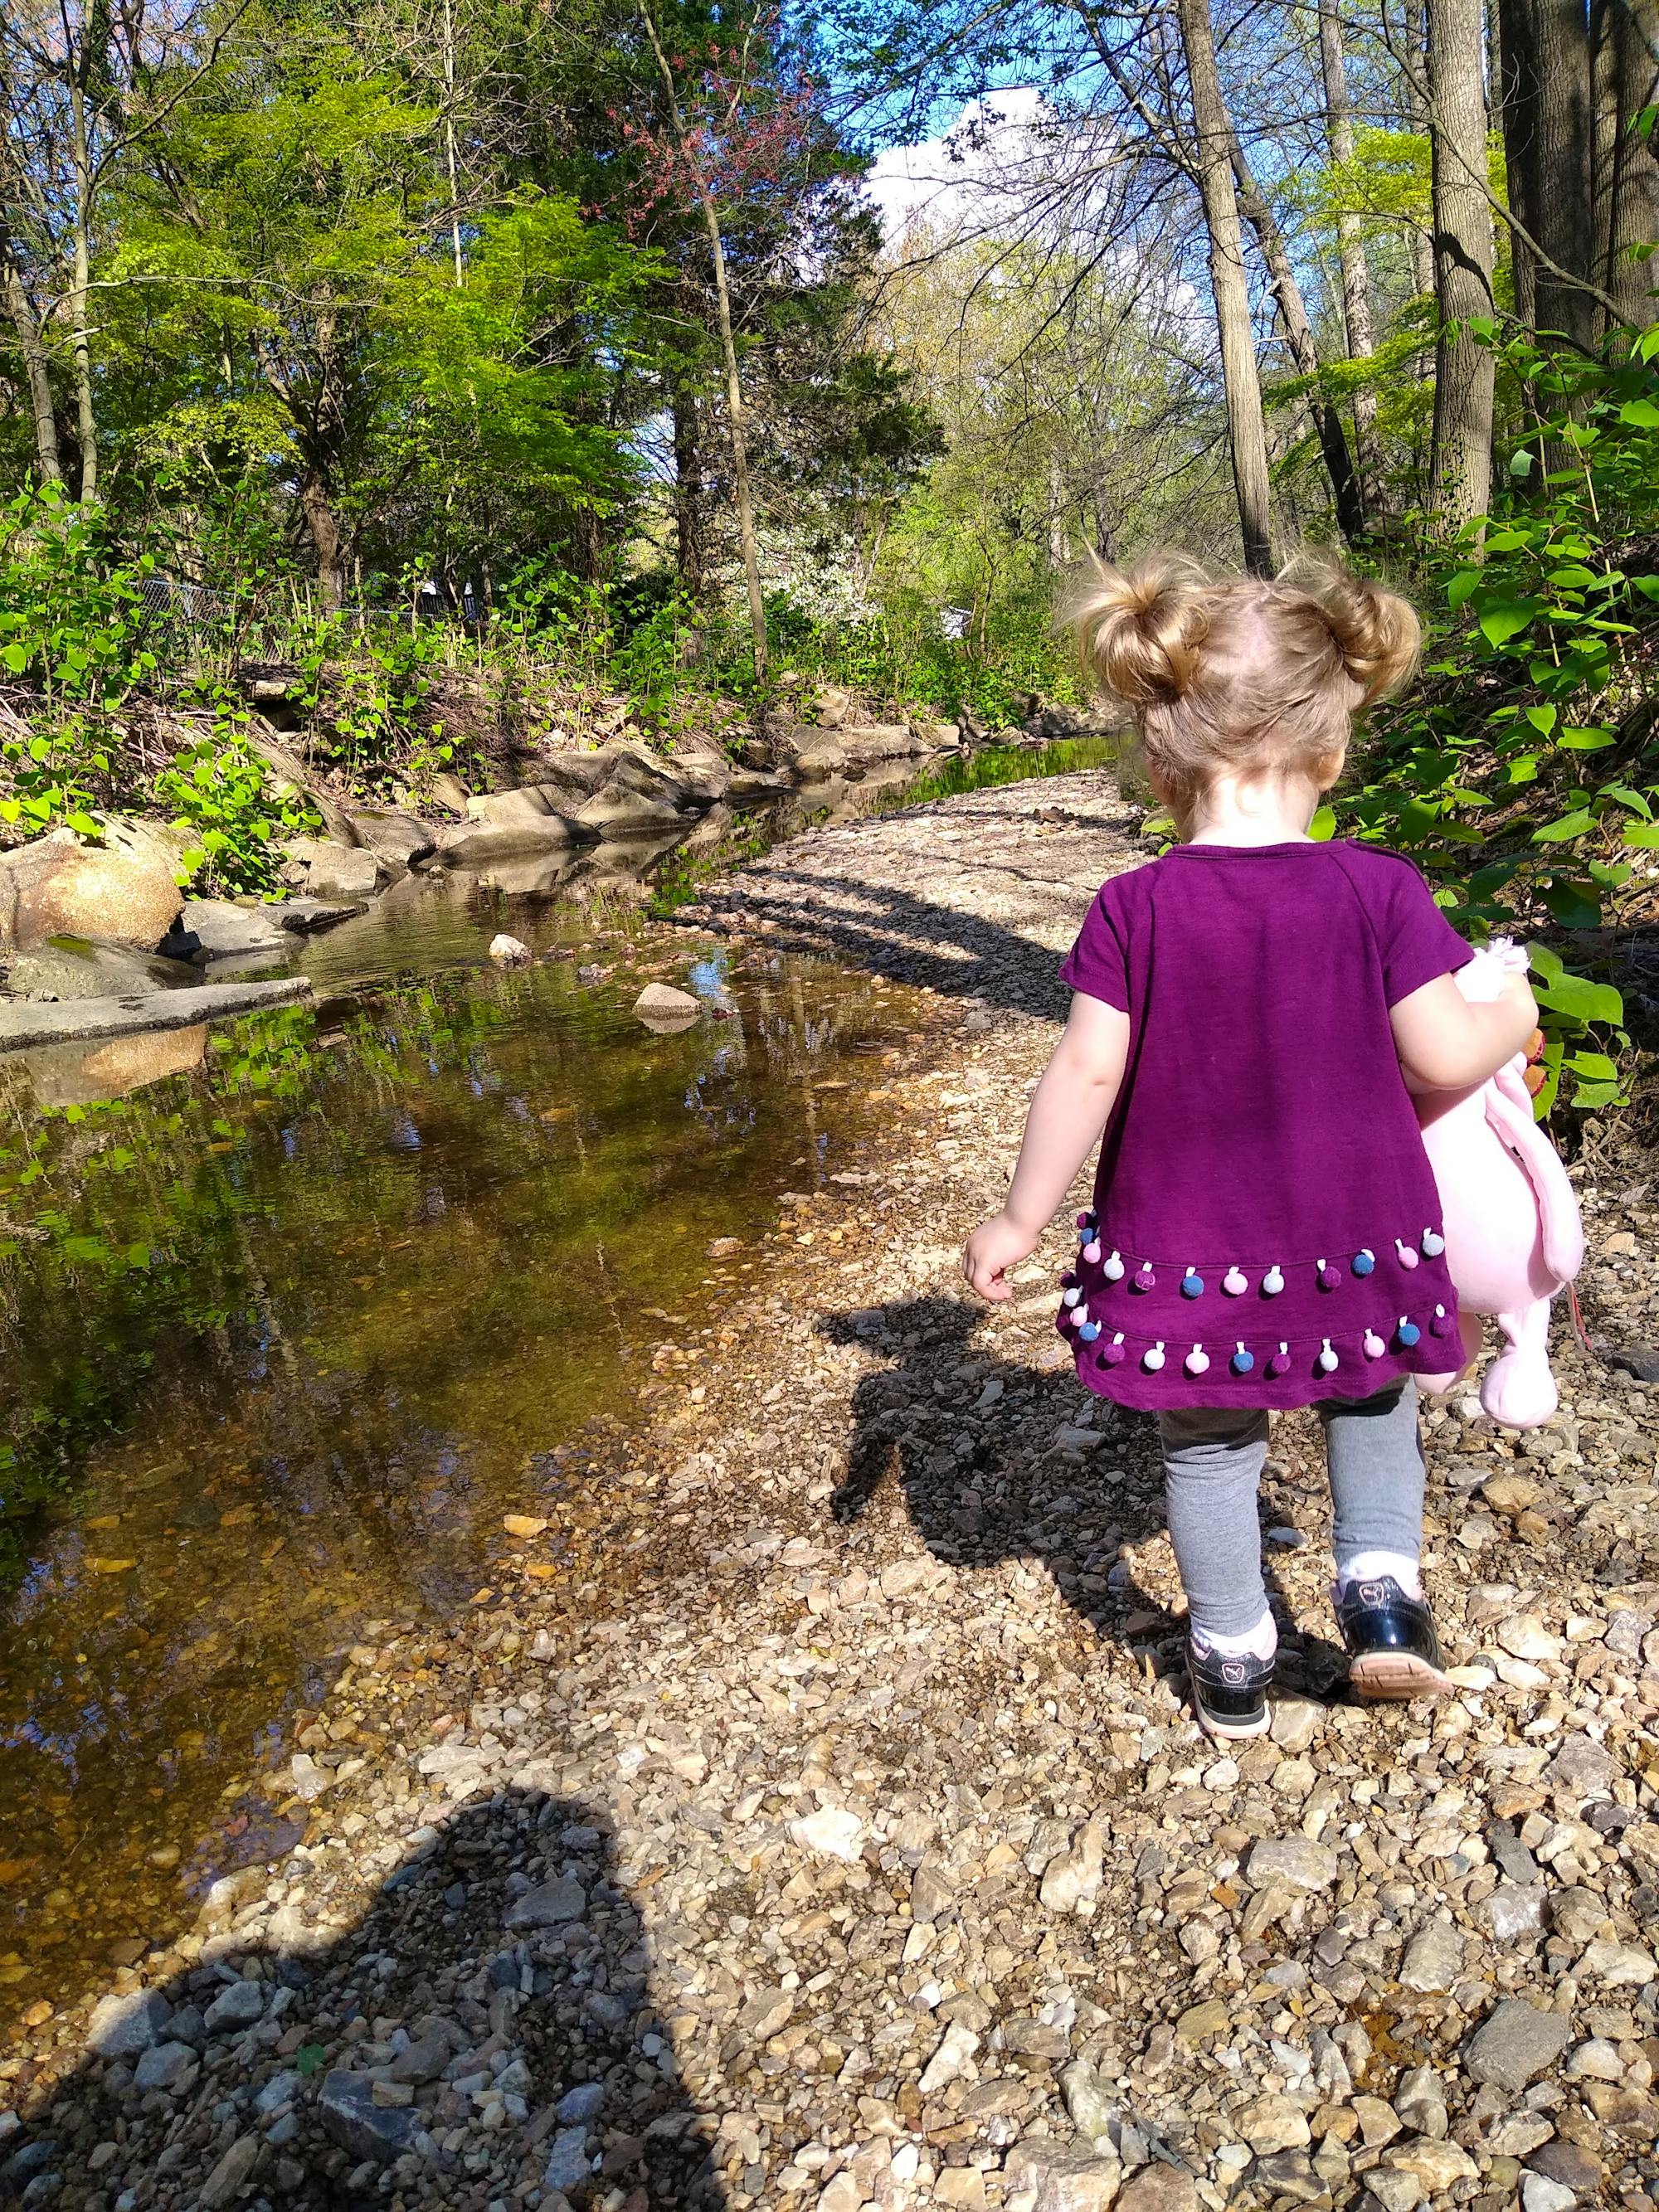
[1057,840,1473,1412]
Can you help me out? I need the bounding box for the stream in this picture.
[0,737,1114,2024]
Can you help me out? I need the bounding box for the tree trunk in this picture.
[299,471,348,611]
[1590,0,1659,331]
[1428,0,1496,531]
[1230,143,1366,544]
[66,71,99,502]
[1402,0,1438,298]
[1317,0,1384,513]
[1175,0,1274,575]
[0,225,63,484]
[1497,0,1598,348]
[635,0,767,680]
[669,373,707,599]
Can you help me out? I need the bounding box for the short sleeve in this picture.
[1059,878,1131,1011]
[1372,857,1474,1005]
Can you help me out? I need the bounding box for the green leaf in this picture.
[294,2044,327,2077]
[1446,569,1482,609]
[1535,973,1624,1026]
[1308,805,1336,842]
[1477,599,1542,648]
[1558,727,1616,751]
[1618,397,1659,427]
[1532,809,1595,842]
[1541,879,1601,928]
[1564,1050,1618,1080]
[1523,704,1556,736]
[1623,821,1659,847]
[1598,785,1652,818]
[1528,942,1565,984]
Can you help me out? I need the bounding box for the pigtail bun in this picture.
[1070,551,1212,706]
[1287,555,1421,707]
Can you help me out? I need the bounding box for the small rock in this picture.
[1576,1939,1655,1986]
[318,2072,418,2163]
[1480,1884,1547,1942]
[555,2083,606,2123]
[1392,2066,1447,2140]
[737,1987,794,2041]
[197,2134,260,2210]
[504,1875,586,1930]
[1039,1822,1107,1912]
[1114,2167,1197,2212]
[1246,1836,1339,1892]
[911,1862,955,1922]
[204,1980,265,2034]
[1463,2001,1572,2093]
[85,1987,172,2058]
[1521,2177,1579,2212]
[1384,2140,1477,2190]
[1060,2057,1119,2140]
[1399,1920,1463,1993]
[132,2042,197,2093]
[1526,2142,1603,2194]
[489,933,532,965]
[918,2020,980,2093]
[542,2127,592,2194]
[633,981,701,1029]
[1495,1613,1558,1662]
[1235,2093,1310,2154]
[1351,2097,1401,2147]
[787,1807,866,1861]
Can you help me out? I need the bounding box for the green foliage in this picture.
[299,620,453,795]
[153,688,319,895]
[1334,326,1658,1113]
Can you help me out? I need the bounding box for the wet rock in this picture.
[7,934,202,1000]
[1463,2001,1573,2092]
[158,898,289,963]
[633,980,702,1030]
[318,2071,417,2162]
[488,932,533,965]
[272,895,363,932]
[352,809,435,869]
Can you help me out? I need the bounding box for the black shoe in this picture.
[1334,1574,1452,1700]
[1187,1636,1274,1739]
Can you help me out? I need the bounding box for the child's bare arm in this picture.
[1390,969,1538,1091]
[963,994,1131,1300]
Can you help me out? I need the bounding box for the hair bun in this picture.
[1070,552,1212,706]
[1286,556,1421,706]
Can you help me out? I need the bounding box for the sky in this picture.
[863,89,1051,242]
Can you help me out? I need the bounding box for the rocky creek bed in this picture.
[2,771,1657,2212]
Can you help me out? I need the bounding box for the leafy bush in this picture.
[153,688,319,896]
[1336,325,1658,1112]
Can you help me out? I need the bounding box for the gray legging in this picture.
[1158,1381,1424,1641]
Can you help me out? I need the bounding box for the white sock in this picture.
[1339,1549,1423,1597]
[1191,1612,1277,1660]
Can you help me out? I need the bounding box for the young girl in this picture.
[963,553,1539,1739]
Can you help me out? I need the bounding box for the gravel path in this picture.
[3,770,1658,2212]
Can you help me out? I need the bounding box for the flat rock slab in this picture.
[0,975,311,1057]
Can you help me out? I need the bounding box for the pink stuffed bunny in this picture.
[1409,943,1584,1428]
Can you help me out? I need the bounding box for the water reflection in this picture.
[0,917,921,2018]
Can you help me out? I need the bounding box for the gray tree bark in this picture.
[1174,0,1274,575]
[1428,0,1496,529]
[1317,0,1384,513]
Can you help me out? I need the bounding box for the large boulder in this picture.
[839,722,927,763]
[434,814,595,869]
[663,741,732,805]
[5,934,202,1000]
[791,733,848,780]
[283,839,383,902]
[0,829,183,954]
[351,809,435,870]
[159,898,289,963]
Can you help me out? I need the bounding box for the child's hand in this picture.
[963,1212,1039,1301]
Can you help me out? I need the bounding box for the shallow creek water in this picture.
[0,738,1112,2023]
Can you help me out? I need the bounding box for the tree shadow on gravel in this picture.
[714,872,1078,1017]
[1,1791,727,2211]
[822,1296,1351,1701]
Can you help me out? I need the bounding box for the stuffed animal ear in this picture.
[1484,1061,1585,1286]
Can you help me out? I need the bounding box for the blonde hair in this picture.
[1070,550,1420,832]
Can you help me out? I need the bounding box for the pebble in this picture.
[1464,2001,1574,2092]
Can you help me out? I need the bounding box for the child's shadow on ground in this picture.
[822,1295,1351,1701]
